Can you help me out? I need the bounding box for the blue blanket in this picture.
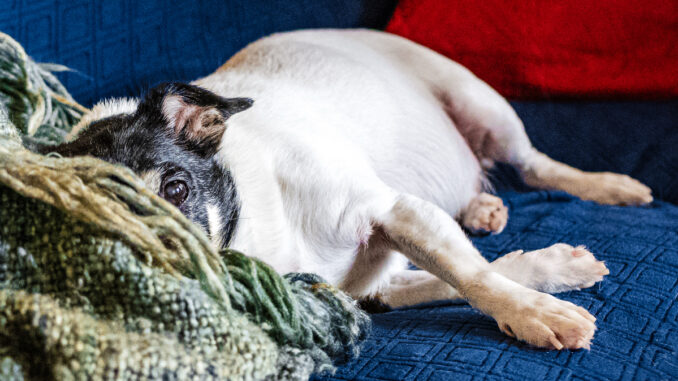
[318,191,678,380]
[317,101,678,380]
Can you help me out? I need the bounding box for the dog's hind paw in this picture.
[573,172,653,206]
[492,243,609,294]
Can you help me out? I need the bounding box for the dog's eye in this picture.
[163,180,189,206]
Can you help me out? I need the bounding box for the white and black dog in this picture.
[46,30,653,350]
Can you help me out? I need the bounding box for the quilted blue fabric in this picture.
[0,0,396,106]
[2,2,677,380]
[318,191,678,380]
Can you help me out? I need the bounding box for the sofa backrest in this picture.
[0,0,396,106]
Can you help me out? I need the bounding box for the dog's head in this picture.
[42,83,253,248]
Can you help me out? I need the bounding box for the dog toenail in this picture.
[549,336,564,350]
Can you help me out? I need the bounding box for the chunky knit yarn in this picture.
[0,32,369,380]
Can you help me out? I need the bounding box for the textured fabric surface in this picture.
[316,101,678,380]
[0,31,86,143]
[318,191,678,380]
[386,0,678,99]
[0,0,397,107]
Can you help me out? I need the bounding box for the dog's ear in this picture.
[148,82,253,156]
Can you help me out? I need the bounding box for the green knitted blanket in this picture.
[0,32,369,380]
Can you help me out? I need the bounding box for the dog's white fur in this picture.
[79,30,652,350]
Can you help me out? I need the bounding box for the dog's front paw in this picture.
[492,244,609,293]
[462,193,508,234]
[495,291,596,350]
[576,172,652,206]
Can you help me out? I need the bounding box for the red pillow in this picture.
[386,1,678,99]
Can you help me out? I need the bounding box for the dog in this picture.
[45,29,653,350]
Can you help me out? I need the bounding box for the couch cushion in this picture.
[317,190,678,380]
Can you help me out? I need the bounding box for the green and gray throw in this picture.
[0,31,369,380]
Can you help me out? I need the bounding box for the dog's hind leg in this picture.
[437,70,653,206]
[380,243,609,309]
[378,34,652,205]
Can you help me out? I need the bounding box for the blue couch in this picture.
[2,1,676,380]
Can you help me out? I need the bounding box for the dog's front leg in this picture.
[375,193,596,350]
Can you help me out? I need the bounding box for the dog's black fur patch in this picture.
[42,83,250,247]
[358,296,393,314]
